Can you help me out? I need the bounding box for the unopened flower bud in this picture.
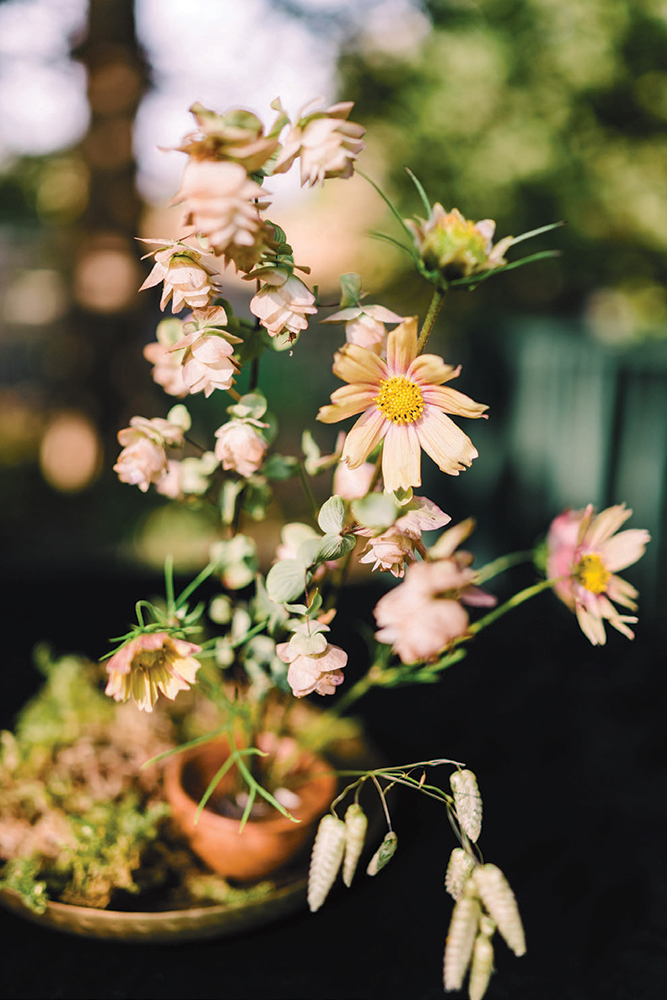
[366,830,397,876]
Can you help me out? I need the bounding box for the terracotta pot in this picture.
[164,735,337,882]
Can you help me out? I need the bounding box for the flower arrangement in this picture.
[103,97,649,998]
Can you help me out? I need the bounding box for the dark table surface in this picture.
[2,569,666,1000]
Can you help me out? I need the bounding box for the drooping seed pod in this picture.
[342,803,368,887]
[443,882,481,992]
[307,814,347,912]
[468,932,495,1000]
[472,863,526,956]
[444,846,476,900]
[366,830,398,876]
[450,769,482,843]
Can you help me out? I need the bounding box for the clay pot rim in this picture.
[163,736,337,834]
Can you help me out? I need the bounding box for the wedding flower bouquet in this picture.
[102,97,650,998]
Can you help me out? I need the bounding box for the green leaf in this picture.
[507,220,566,247]
[290,631,328,656]
[351,492,400,530]
[262,454,299,480]
[266,559,307,603]
[301,429,321,475]
[229,392,267,420]
[404,166,431,216]
[318,495,346,534]
[339,272,362,309]
[297,536,323,568]
[316,533,356,561]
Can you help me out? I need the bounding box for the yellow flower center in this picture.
[574,554,610,594]
[375,376,425,424]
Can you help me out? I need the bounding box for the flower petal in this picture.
[416,407,479,475]
[422,384,489,419]
[318,384,377,423]
[382,421,422,491]
[342,408,387,467]
[332,343,386,386]
[584,504,633,549]
[606,573,638,610]
[408,355,460,386]
[600,528,651,572]
[385,317,418,375]
[575,601,607,645]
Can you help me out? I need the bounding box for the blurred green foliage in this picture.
[340,0,667,316]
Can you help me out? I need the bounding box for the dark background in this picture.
[2,569,665,1000]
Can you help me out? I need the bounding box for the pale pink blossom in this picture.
[274,100,365,187]
[172,308,240,397]
[114,415,185,492]
[276,640,347,697]
[374,560,471,663]
[374,520,495,662]
[105,632,202,712]
[547,504,650,645]
[155,460,183,499]
[138,240,219,313]
[175,102,279,172]
[318,317,487,492]
[173,160,270,269]
[143,320,189,397]
[332,459,376,500]
[214,419,268,477]
[358,497,451,578]
[322,304,404,351]
[249,266,317,341]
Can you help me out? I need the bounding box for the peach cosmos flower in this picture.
[546,504,650,645]
[138,241,219,313]
[114,415,185,492]
[104,632,202,712]
[276,640,347,698]
[317,317,487,492]
[273,99,365,187]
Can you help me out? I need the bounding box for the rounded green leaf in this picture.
[318,495,346,534]
[266,559,307,604]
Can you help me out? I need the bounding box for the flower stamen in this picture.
[574,553,611,594]
[375,376,425,424]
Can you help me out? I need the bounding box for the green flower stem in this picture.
[298,461,320,522]
[416,287,445,354]
[175,560,218,610]
[474,549,535,584]
[465,576,559,637]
